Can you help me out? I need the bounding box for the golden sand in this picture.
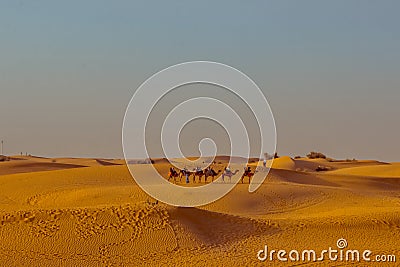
[0,156,399,266]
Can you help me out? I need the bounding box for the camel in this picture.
[204,168,221,183]
[221,169,240,183]
[168,168,179,183]
[179,169,191,183]
[192,169,204,183]
[179,169,185,179]
[241,168,257,183]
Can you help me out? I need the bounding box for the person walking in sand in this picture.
[184,167,189,184]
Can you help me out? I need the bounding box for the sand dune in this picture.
[0,156,125,175]
[270,156,296,170]
[0,156,399,265]
[0,160,87,176]
[329,164,400,177]
[251,157,334,172]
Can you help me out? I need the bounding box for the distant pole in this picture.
[1,140,3,155]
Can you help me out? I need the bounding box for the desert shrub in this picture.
[0,155,9,162]
[307,152,327,159]
[315,165,330,172]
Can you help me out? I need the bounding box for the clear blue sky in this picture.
[1,1,399,161]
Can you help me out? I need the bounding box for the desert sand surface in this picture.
[0,156,399,266]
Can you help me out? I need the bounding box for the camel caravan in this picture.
[168,165,257,184]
